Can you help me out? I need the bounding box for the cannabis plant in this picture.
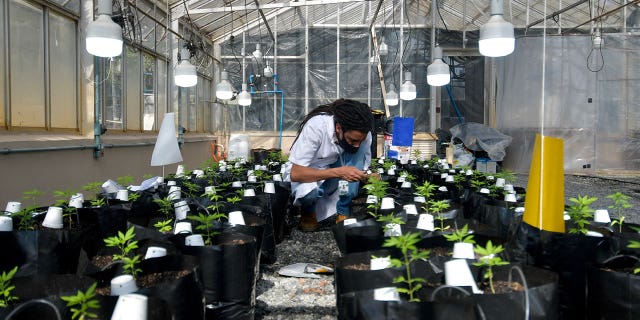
[443,224,475,244]
[187,211,227,245]
[415,181,437,213]
[0,266,18,308]
[363,176,388,218]
[53,188,78,226]
[154,196,173,220]
[153,219,173,233]
[115,175,135,188]
[383,232,430,302]
[429,200,451,231]
[473,241,510,294]
[60,282,100,320]
[566,195,598,235]
[13,189,44,230]
[103,226,142,278]
[607,192,632,233]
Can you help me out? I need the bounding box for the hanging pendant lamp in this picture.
[479,0,515,57]
[427,46,450,86]
[86,0,123,57]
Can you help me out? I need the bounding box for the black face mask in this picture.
[338,136,360,154]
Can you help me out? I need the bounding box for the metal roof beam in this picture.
[189,0,372,13]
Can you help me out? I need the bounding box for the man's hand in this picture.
[334,166,368,182]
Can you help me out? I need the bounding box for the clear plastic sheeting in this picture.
[496,34,640,172]
[450,122,512,161]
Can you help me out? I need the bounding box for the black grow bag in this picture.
[587,255,640,320]
[332,218,384,255]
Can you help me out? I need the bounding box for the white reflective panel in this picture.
[143,53,156,131]
[10,0,44,127]
[50,12,77,129]
[126,47,141,131]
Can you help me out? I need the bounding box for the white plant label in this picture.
[343,218,357,226]
[374,287,401,302]
[366,195,378,204]
[403,204,418,215]
[396,176,406,183]
[414,196,426,203]
[370,256,392,270]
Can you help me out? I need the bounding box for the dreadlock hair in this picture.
[296,99,373,137]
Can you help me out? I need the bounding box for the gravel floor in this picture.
[255,173,640,319]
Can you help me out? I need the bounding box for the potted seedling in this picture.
[383,232,431,302]
[103,226,142,278]
[53,188,80,228]
[60,282,100,320]
[153,219,173,233]
[187,211,227,245]
[607,191,632,233]
[415,181,437,212]
[429,200,451,231]
[473,241,510,294]
[363,175,389,219]
[566,195,598,235]
[0,266,18,309]
[444,224,476,259]
[12,189,44,230]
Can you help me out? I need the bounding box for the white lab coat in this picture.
[283,115,371,221]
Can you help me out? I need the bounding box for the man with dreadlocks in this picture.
[283,99,374,232]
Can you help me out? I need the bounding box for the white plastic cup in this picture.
[0,216,13,231]
[228,211,246,225]
[111,293,147,320]
[185,234,205,246]
[5,201,22,214]
[366,195,378,204]
[219,165,227,172]
[243,189,256,197]
[504,193,517,202]
[174,200,190,220]
[110,275,139,296]
[102,180,120,194]
[452,242,476,259]
[594,209,611,223]
[487,176,495,181]
[264,182,276,194]
[411,160,417,165]
[232,181,243,188]
[401,181,412,189]
[204,186,216,195]
[380,197,395,210]
[377,168,385,174]
[466,169,474,176]
[273,174,283,182]
[495,178,506,187]
[403,204,418,215]
[247,175,257,183]
[174,221,192,234]
[69,193,84,208]
[156,176,164,185]
[479,188,490,194]
[116,189,129,201]
[504,184,514,192]
[175,164,185,177]
[144,246,167,260]
[42,206,64,229]
[444,259,482,294]
[168,186,181,201]
[387,169,395,176]
[416,214,435,231]
[438,186,448,192]
[440,173,449,179]
[445,175,455,183]
[167,180,177,187]
[246,170,255,177]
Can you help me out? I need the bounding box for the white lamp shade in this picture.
[174,60,197,87]
[379,41,389,56]
[86,15,123,58]
[479,15,515,57]
[400,71,416,100]
[238,84,252,106]
[385,84,399,106]
[427,59,450,86]
[263,65,274,77]
[216,71,235,100]
[253,44,263,60]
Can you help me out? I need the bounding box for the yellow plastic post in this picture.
[523,134,565,233]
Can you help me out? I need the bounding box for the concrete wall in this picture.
[0,134,216,208]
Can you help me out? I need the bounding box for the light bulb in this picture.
[174,59,197,87]
[479,0,515,57]
[216,71,235,100]
[427,46,450,86]
[238,84,252,106]
[86,15,123,57]
[263,64,274,77]
[253,44,263,60]
[400,71,417,100]
[379,40,389,56]
[385,84,399,106]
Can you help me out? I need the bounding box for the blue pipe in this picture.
[248,74,285,149]
[445,84,465,124]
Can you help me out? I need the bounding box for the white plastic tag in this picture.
[366,195,378,204]
[414,196,426,203]
[374,287,401,301]
[343,218,357,226]
[403,204,418,215]
[397,176,406,183]
[338,180,349,196]
[370,256,392,270]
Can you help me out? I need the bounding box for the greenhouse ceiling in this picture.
[155,0,640,43]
